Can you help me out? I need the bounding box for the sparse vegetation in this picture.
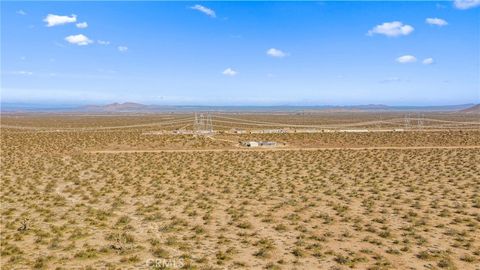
[1,113,479,269]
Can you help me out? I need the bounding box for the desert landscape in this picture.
[1,109,479,269]
[2,1,479,269]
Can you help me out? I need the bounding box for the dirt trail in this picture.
[86,145,480,154]
[0,117,193,131]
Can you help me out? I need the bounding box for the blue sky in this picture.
[1,1,479,106]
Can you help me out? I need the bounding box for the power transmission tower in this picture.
[404,114,411,129]
[376,114,381,130]
[417,113,424,130]
[206,113,213,133]
[193,112,213,134]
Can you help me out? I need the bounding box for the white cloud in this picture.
[367,21,414,37]
[222,68,237,76]
[190,4,216,18]
[17,10,27,16]
[118,46,128,52]
[426,18,448,26]
[76,22,88,28]
[422,58,434,65]
[267,48,287,58]
[396,55,417,63]
[454,0,480,9]
[44,14,77,27]
[97,40,110,45]
[65,34,93,46]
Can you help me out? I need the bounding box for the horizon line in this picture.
[1,101,477,108]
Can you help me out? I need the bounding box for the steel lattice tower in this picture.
[404,114,411,129]
[194,112,213,134]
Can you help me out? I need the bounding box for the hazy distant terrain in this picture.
[1,102,477,113]
[460,104,480,114]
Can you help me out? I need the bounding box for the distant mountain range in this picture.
[459,104,480,114]
[1,102,478,113]
[78,102,153,112]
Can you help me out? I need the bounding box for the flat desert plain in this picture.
[1,112,479,270]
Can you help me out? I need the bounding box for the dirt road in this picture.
[86,145,480,154]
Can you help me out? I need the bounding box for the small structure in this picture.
[233,129,247,134]
[241,141,277,147]
[228,128,247,134]
[243,141,259,147]
[259,141,277,147]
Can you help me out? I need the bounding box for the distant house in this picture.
[241,141,277,147]
[233,129,247,134]
[259,141,276,147]
[243,141,259,147]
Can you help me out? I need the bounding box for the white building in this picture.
[242,141,277,147]
[244,141,259,147]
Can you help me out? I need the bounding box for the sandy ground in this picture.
[1,113,479,269]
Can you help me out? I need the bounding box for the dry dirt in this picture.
[1,113,479,270]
